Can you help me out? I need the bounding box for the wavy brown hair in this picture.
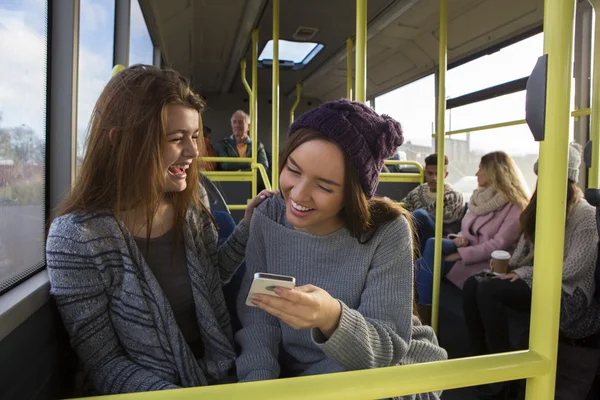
[480,151,530,209]
[57,65,209,238]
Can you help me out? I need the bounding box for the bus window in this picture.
[129,0,153,66]
[447,32,543,98]
[77,0,115,166]
[445,32,576,198]
[0,0,48,292]
[374,74,435,164]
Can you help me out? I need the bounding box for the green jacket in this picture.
[214,135,269,172]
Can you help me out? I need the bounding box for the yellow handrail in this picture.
[271,0,280,191]
[571,107,591,117]
[355,0,367,103]
[431,0,448,334]
[79,351,549,400]
[251,29,259,198]
[429,108,591,137]
[290,83,302,125]
[240,60,252,98]
[382,160,425,183]
[378,173,423,183]
[346,37,353,100]
[253,163,272,191]
[589,1,600,188]
[111,64,125,77]
[202,157,252,163]
[525,1,575,398]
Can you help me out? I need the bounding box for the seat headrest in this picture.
[585,188,600,208]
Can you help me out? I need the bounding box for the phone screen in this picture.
[256,273,295,282]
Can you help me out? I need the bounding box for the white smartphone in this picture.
[245,272,296,307]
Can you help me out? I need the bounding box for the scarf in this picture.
[468,187,509,216]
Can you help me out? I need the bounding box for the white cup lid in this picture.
[491,250,511,260]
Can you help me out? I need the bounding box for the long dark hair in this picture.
[57,65,211,238]
[520,180,579,242]
[279,128,414,243]
[279,128,419,318]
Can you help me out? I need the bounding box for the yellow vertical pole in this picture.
[347,37,354,100]
[251,29,259,198]
[589,1,600,188]
[431,0,447,333]
[355,0,367,103]
[525,0,575,399]
[290,83,302,125]
[271,0,280,191]
[240,58,257,198]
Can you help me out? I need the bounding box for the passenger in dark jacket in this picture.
[214,110,269,172]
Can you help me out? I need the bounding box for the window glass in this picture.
[259,40,324,68]
[445,86,575,199]
[0,0,48,291]
[375,75,435,164]
[129,0,153,65]
[77,0,115,165]
[447,33,543,99]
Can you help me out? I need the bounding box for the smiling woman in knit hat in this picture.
[235,99,447,398]
[462,142,600,398]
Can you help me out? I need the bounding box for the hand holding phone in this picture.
[245,273,296,307]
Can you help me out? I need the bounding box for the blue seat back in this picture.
[212,211,246,335]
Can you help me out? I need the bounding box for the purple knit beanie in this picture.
[289,99,404,199]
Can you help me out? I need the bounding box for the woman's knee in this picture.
[423,237,436,253]
[463,276,479,296]
[412,208,429,221]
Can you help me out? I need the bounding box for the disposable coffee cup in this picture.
[491,250,511,274]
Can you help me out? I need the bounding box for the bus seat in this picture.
[213,211,246,335]
[201,173,230,213]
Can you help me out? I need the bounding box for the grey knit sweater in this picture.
[511,198,600,339]
[46,194,248,394]
[235,196,447,399]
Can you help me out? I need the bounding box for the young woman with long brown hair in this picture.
[46,65,275,395]
[415,151,529,322]
[462,143,600,399]
[234,100,447,399]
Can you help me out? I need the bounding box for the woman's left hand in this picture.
[445,252,462,262]
[251,284,342,338]
[244,190,279,225]
[494,272,521,282]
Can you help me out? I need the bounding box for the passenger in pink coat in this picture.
[445,201,522,288]
[415,151,529,323]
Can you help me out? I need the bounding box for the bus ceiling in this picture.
[139,0,544,102]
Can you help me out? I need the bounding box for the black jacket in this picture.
[214,135,269,172]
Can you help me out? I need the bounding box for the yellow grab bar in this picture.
[252,163,272,191]
[355,0,367,102]
[346,37,353,100]
[290,83,302,126]
[431,0,448,333]
[79,351,549,400]
[202,157,252,163]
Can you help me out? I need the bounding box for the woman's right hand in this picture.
[453,235,468,248]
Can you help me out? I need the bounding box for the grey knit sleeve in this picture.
[311,216,445,370]
[235,210,282,381]
[47,217,179,394]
